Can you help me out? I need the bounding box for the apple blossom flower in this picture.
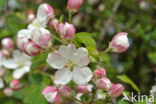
[30,3,54,28]
[95,77,111,91]
[42,86,61,103]
[94,68,107,79]
[57,22,76,39]
[77,84,93,93]
[0,78,4,89]
[109,32,129,53]
[16,29,31,50]
[67,0,83,12]
[27,11,36,21]
[1,38,14,51]
[59,85,73,97]
[46,44,92,85]
[3,87,13,97]
[3,50,32,79]
[31,28,52,49]
[10,79,21,90]
[24,40,41,56]
[108,84,125,98]
[1,49,10,58]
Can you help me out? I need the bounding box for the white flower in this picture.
[46,44,93,85]
[0,78,4,89]
[3,50,32,79]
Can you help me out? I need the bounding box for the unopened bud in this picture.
[10,79,21,90]
[67,0,83,12]
[57,22,76,39]
[1,38,14,51]
[24,41,41,56]
[95,77,111,91]
[42,86,61,103]
[109,32,129,53]
[108,84,125,98]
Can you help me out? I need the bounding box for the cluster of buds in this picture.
[42,85,73,103]
[17,3,54,56]
[1,38,14,58]
[17,2,77,56]
[3,79,21,97]
[93,67,125,98]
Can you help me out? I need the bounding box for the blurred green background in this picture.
[0,0,156,103]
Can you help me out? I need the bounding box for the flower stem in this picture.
[68,11,72,23]
[51,34,67,44]
[89,86,97,104]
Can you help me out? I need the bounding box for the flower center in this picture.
[17,61,24,67]
[65,60,75,69]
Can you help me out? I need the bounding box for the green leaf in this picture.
[73,32,96,47]
[87,47,99,62]
[23,84,48,104]
[80,94,90,102]
[117,75,140,92]
[30,52,49,70]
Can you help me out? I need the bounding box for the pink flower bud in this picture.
[37,3,54,19]
[10,79,21,90]
[59,86,73,97]
[3,87,13,97]
[27,11,36,22]
[108,84,125,98]
[49,18,59,31]
[1,49,10,58]
[57,22,76,39]
[1,38,14,51]
[67,0,83,12]
[24,41,41,56]
[17,29,31,50]
[95,77,111,91]
[109,32,129,53]
[42,86,61,103]
[31,28,52,49]
[94,68,107,78]
[77,84,93,93]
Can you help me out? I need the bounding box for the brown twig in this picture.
[97,0,122,50]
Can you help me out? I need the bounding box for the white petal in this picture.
[20,53,32,65]
[13,50,22,59]
[17,29,31,39]
[13,66,30,79]
[74,48,90,67]
[55,68,72,85]
[36,4,49,27]
[46,51,66,69]
[72,67,93,85]
[58,44,77,59]
[3,59,18,69]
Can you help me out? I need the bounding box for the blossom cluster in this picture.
[0,0,131,103]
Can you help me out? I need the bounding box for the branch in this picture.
[97,0,122,49]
